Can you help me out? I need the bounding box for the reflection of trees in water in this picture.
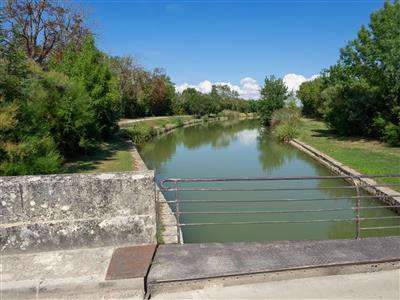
[256,129,297,173]
[181,119,258,150]
[140,119,259,170]
[138,130,181,171]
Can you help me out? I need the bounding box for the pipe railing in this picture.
[158,174,400,243]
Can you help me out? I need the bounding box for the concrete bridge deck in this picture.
[147,237,400,295]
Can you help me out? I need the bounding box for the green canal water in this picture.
[138,119,399,243]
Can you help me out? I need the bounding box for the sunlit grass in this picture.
[298,118,400,190]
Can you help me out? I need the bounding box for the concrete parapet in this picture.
[0,171,157,253]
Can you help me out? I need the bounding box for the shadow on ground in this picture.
[64,135,131,173]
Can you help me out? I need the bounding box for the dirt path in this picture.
[118,116,190,126]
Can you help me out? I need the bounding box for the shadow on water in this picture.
[139,119,399,243]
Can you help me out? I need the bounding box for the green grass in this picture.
[298,118,400,188]
[64,135,134,173]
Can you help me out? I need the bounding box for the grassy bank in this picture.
[64,135,134,173]
[297,118,400,187]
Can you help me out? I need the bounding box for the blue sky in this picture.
[82,0,384,98]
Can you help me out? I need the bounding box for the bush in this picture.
[172,117,184,127]
[202,115,209,122]
[274,123,299,142]
[124,124,157,144]
[270,108,300,142]
[0,136,62,176]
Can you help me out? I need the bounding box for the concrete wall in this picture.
[0,171,157,254]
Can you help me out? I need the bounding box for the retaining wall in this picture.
[0,171,157,254]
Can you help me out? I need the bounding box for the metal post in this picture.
[154,181,162,244]
[175,181,181,244]
[351,176,361,239]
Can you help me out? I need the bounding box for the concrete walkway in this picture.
[152,269,400,299]
[147,237,400,295]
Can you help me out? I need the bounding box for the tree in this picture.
[2,0,90,65]
[321,0,400,144]
[52,36,121,136]
[258,75,288,126]
[297,77,324,118]
[141,72,175,116]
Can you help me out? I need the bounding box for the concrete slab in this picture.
[152,269,400,299]
[147,237,400,293]
[1,246,144,299]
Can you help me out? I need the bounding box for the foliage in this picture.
[52,36,121,136]
[258,75,288,126]
[0,32,99,175]
[123,123,158,144]
[297,78,324,118]
[270,108,300,142]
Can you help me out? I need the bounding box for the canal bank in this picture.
[290,139,400,212]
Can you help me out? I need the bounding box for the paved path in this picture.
[153,270,400,299]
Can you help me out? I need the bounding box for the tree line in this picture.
[0,0,254,176]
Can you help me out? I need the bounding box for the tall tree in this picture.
[259,75,288,126]
[2,0,90,65]
[322,0,400,144]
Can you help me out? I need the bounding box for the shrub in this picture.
[202,115,209,122]
[274,123,299,142]
[270,108,300,142]
[172,117,184,127]
[124,124,157,144]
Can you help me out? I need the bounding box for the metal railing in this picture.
[159,174,400,244]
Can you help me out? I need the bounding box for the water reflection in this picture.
[139,119,399,242]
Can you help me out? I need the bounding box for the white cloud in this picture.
[175,77,261,100]
[175,73,320,99]
[283,73,320,92]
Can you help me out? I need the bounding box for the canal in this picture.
[138,119,399,243]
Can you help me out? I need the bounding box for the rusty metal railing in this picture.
[158,174,400,244]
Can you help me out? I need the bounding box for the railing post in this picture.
[175,180,182,244]
[351,176,361,239]
[154,181,160,243]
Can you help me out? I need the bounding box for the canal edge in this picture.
[290,139,400,212]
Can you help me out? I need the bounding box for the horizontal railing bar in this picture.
[360,226,400,230]
[160,206,400,216]
[178,216,400,227]
[163,195,396,204]
[160,173,400,187]
[174,216,400,227]
[162,184,400,192]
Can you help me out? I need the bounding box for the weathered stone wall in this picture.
[0,171,157,254]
